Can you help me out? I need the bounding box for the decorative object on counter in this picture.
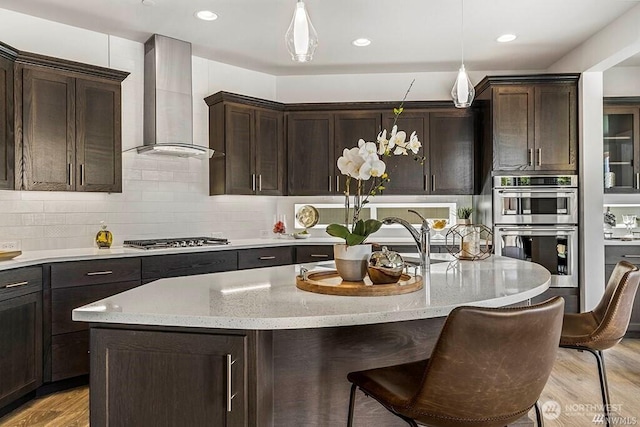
[285,0,318,62]
[95,221,113,249]
[325,81,424,281]
[622,214,637,239]
[445,223,493,261]
[604,208,616,228]
[295,204,319,230]
[296,268,422,296]
[0,250,22,261]
[451,0,474,108]
[292,230,310,239]
[273,214,287,238]
[428,218,448,240]
[367,246,404,284]
[333,244,372,281]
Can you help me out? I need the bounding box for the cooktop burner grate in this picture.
[123,237,229,250]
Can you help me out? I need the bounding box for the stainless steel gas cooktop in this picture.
[123,237,229,250]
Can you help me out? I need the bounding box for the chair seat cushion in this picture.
[347,359,428,409]
[560,312,610,349]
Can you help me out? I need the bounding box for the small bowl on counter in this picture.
[292,232,311,239]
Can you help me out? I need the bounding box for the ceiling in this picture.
[0,0,638,76]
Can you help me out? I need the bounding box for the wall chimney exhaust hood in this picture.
[135,34,215,158]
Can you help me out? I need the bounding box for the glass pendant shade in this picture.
[451,64,475,108]
[285,1,318,62]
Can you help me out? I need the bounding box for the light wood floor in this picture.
[1,339,638,427]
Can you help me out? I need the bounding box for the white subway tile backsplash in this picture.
[22,213,66,226]
[0,191,21,200]
[2,201,44,213]
[0,214,22,226]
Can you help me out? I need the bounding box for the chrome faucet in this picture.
[381,210,430,271]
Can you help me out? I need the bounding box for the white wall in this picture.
[604,66,640,97]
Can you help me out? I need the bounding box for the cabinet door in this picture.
[603,106,640,193]
[287,112,334,196]
[534,84,577,171]
[0,55,14,190]
[255,109,285,195]
[22,68,75,191]
[334,111,382,194]
[381,112,428,195]
[75,79,122,192]
[492,86,534,171]
[429,112,475,195]
[226,104,255,195]
[91,329,247,427]
[0,292,42,409]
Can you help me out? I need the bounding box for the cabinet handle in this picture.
[258,174,262,192]
[68,163,73,186]
[86,270,113,276]
[636,173,639,190]
[537,148,542,166]
[336,175,340,193]
[423,175,428,191]
[251,174,256,192]
[328,176,332,192]
[310,254,329,258]
[226,354,237,412]
[528,149,533,167]
[80,164,85,186]
[431,175,436,192]
[622,255,640,259]
[4,281,28,289]
[259,256,276,260]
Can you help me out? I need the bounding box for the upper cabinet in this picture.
[603,100,640,193]
[0,40,128,192]
[205,92,285,196]
[475,74,578,174]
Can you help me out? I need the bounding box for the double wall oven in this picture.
[493,175,578,288]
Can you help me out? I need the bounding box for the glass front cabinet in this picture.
[603,105,640,193]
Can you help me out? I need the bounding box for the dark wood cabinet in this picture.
[13,48,128,192]
[0,267,43,409]
[295,245,334,263]
[602,100,640,193]
[91,328,248,427]
[47,258,141,381]
[141,251,238,280]
[476,74,579,174]
[530,287,579,314]
[604,245,640,335]
[206,93,285,195]
[287,111,335,196]
[238,247,293,270]
[0,45,16,190]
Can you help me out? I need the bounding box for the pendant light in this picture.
[451,0,474,108]
[285,0,318,62]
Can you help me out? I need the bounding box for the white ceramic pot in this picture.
[333,244,372,282]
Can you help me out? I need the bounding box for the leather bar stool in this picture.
[560,260,640,427]
[347,297,565,427]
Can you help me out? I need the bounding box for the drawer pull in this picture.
[86,271,113,276]
[226,354,237,412]
[622,255,640,259]
[259,256,276,260]
[310,254,329,258]
[4,281,28,288]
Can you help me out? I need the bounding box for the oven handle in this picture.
[497,226,577,233]
[495,190,577,197]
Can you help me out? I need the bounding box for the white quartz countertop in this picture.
[72,255,550,330]
[0,237,434,271]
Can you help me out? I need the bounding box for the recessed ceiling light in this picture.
[497,34,517,43]
[195,10,218,21]
[352,38,371,47]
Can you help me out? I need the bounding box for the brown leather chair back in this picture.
[590,260,640,349]
[411,297,564,425]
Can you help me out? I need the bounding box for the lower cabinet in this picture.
[141,250,238,280]
[605,245,640,334]
[238,247,293,269]
[0,267,43,409]
[90,328,248,427]
[530,287,579,314]
[295,245,334,263]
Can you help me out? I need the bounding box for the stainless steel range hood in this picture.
[136,34,214,158]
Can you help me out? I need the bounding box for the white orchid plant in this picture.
[326,81,423,246]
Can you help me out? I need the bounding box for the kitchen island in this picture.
[73,256,550,427]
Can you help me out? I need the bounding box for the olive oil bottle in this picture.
[96,221,113,249]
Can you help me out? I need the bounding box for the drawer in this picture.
[295,245,333,263]
[52,280,141,335]
[142,250,238,279]
[605,245,640,265]
[51,330,90,381]
[51,258,141,289]
[0,266,43,302]
[238,247,293,270]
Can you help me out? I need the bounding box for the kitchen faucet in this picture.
[381,210,430,271]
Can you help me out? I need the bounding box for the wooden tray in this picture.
[296,270,423,296]
[0,251,22,261]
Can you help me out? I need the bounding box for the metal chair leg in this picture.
[534,401,544,427]
[347,383,357,427]
[561,345,612,427]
